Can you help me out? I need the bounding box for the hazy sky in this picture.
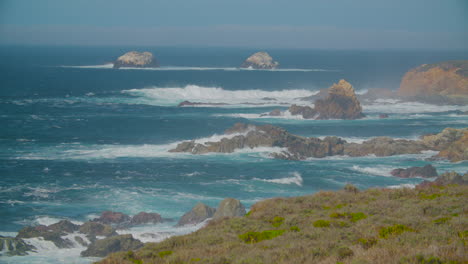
[1,0,467,49]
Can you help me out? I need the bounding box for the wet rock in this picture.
[93,211,131,227]
[0,236,35,256]
[343,137,427,157]
[391,165,438,178]
[74,236,89,247]
[177,202,216,226]
[79,222,117,238]
[16,220,79,248]
[268,109,282,116]
[288,105,316,119]
[241,52,279,69]
[80,234,143,257]
[113,51,158,69]
[213,198,246,219]
[130,212,163,225]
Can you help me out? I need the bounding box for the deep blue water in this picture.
[0,46,467,263]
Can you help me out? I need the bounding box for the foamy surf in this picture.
[254,172,304,187]
[59,65,336,72]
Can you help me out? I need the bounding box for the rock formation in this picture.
[213,198,246,219]
[398,60,468,101]
[113,51,158,69]
[418,171,468,188]
[390,164,438,178]
[130,212,163,225]
[433,130,468,162]
[285,80,365,120]
[0,236,35,256]
[241,52,279,69]
[93,211,131,227]
[177,202,216,226]
[80,234,143,257]
[170,123,467,162]
[16,220,79,248]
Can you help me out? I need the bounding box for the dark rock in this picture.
[177,202,216,226]
[213,198,246,219]
[74,236,88,247]
[130,212,163,225]
[79,222,117,238]
[288,104,316,119]
[80,234,143,257]
[418,171,468,188]
[93,211,131,227]
[268,109,282,116]
[390,165,438,178]
[0,236,35,256]
[343,137,427,157]
[16,220,79,248]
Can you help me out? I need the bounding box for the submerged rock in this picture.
[113,51,158,69]
[80,234,143,257]
[241,52,279,69]
[391,165,438,178]
[213,198,246,219]
[0,236,35,256]
[398,60,468,100]
[177,202,216,226]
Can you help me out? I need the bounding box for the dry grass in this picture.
[98,185,467,264]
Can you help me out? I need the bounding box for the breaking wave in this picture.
[60,65,335,72]
[254,172,304,187]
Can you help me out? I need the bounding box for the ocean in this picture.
[0,46,467,263]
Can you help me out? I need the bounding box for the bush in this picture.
[313,220,330,228]
[348,212,367,222]
[357,238,378,249]
[158,250,173,258]
[270,216,284,228]
[433,217,451,225]
[239,230,285,244]
[399,255,459,264]
[337,246,354,259]
[290,226,300,232]
[344,184,359,193]
[379,224,415,239]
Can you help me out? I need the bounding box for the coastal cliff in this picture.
[398,60,468,101]
[241,52,279,69]
[113,51,159,69]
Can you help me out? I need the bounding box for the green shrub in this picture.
[290,226,300,232]
[270,216,285,228]
[239,230,285,243]
[433,217,451,225]
[124,251,143,264]
[348,212,367,222]
[190,258,201,262]
[158,250,173,258]
[399,255,459,264]
[245,211,252,217]
[379,224,415,239]
[337,246,354,259]
[357,238,378,249]
[330,212,345,218]
[313,220,331,228]
[419,193,442,200]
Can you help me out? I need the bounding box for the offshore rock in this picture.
[16,220,78,248]
[130,212,163,225]
[391,164,438,178]
[113,51,158,69]
[177,202,216,226]
[241,52,279,69]
[398,61,468,104]
[433,129,468,162]
[288,104,316,119]
[343,137,427,157]
[418,171,468,188]
[79,222,117,238]
[213,198,246,219]
[0,236,35,256]
[80,234,143,257]
[93,211,131,227]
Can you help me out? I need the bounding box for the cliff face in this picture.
[398,60,468,98]
[241,52,279,69]
[113,51,158,69]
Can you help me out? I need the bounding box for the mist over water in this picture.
[0,46,467,263]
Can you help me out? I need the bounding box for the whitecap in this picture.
[254,172,303,187]
[351,165,393,177]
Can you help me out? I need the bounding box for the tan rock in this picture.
[113,51,158,68]
[241,52,279,69]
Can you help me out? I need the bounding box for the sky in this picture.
[0,0,467,49]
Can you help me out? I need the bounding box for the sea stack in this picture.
[113,51,159,69]
[241,52,279,69]
[398,60,468,99]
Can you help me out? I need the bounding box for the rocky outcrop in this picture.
[418,171,468,188]
[93,211,131,227]
[343,137,427,157]
[80,234,143,257]
[241,52,279,69]
[434,130,468,162]
[113,51,158,69]
[170,123,467,162]
[213,198,246,219]
[177,203,216,226]
[390,165,438,178]
[130,212,163,225]
[16,220,79,248]
[79,222,117,238]
[285,80,365,120]
[0,236,35,256]
[398,61,468,101]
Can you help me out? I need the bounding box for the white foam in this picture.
[363,100,468,114]
[60,65,335,72]
[254,172,303,187]
[351,165,393,177]
[387,184,417,189]
[60,63,114,69]
[122,85,317,107]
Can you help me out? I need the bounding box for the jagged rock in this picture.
[391,165,438,178]
[343,137,427,157]
[421,128,467,150]
[398,61,468,99]
[74,236,88,247]
[80,234,143,257]
[286,80,364,120]
[434,130,468,162]
[93,211,131,227]
[213,198,246,219]
[241,52,279,69]
[130,212,163,225]
[16,220,79,248]
[113,51,158,69]
[418,171,468,188]
[313,80,365,119]
[79,222,117,238]
[177,202,216,226]
[268,109,282,116]
[0,236,35,256]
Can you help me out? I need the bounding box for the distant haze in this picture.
[0,0,467,49]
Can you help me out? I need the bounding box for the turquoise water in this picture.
[0,46,467,263]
